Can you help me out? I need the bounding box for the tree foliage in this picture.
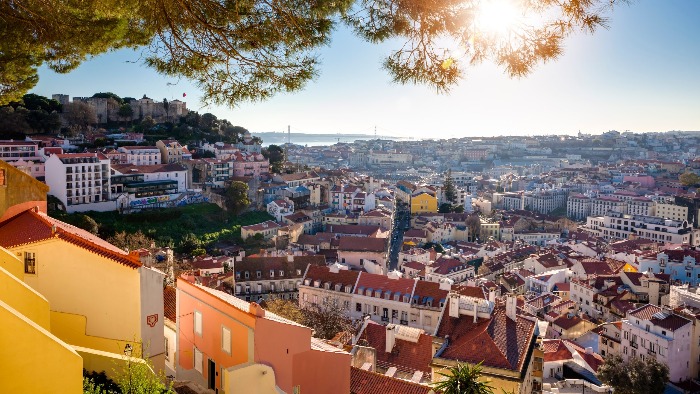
[225,181,251,215]
[263,144,286,174]
[679,171,700,187]
[597,354,669,394]
[432,362,494,394]
[82,344,173,394]
[107,230,155,252]
[2,0,627,106]
[443,169,457,204]
[76,214,100,235]
[64,101,98,131]
[466,213,481,242]
[264,297,355,340]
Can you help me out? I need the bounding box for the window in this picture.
[256,271,262,278]
[222,326,232,354]
[356,303,362,312]
[0,169,5,186]
[245,271,250,279]
[270,270,275,278]
[194,310,203,336]
[194,347,203,373]
[24,252,36,274]
[164,337,170,361]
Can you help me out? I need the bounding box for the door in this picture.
[208,359,216,391]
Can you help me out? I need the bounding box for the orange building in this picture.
[176,278,351,394]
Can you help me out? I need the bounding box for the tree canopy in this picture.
[2,0,627,106]
[597,354,669,394]
[225,181,251,215]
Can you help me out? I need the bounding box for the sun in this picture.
[476,0,521,37]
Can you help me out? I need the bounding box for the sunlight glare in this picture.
[476,0,520,37]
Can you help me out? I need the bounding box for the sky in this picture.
[30,0,700,139]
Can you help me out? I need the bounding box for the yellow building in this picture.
[0,207,166,375]
[0,245,83,393]
[411,192,438,214]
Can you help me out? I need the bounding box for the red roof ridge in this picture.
[1,208,141,269]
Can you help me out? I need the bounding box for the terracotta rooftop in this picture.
[0,208,141,269]
[326,224,384,237]
[429,257,470,275]
[355,273,416,301]
[552,315,584,330]
[303,265,361,289]
[358,321,433,373]
[542,339,573,362]
[164,286,177,321]
[338,237,387,253]
[436,304,536,372]
[350,367,433,394]
[412,280,449,306]
[627,305,691,332]
[236,255,325,281]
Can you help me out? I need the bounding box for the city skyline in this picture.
[30,0,700,138]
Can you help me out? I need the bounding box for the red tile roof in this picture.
[0,208,141,269]
[339,237,387,253]
[355,273,415,300]
[236,255,325,282]
[304,265,361,289]
[552,315,584,330]
[563,340,604,372]
[452,285,486,299]
[412,280,449,305]
[164,286,177,321]
[358,322,433,373]
[430,257,470,275]
[542,339,573,362]
[327,224,384,236]
[628,305,691,331]
[350,367,433,394]
[436,304,536,372]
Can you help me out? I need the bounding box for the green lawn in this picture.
[52,203,273,248]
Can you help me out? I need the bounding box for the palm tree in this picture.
[433,362,494,394]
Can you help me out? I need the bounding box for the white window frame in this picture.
[194,347,203,373]
[194,310,203,336]
[222,326,232,355]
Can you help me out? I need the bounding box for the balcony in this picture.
[400,319,408,325]
[381,316,389,322]
[630,342,638,349]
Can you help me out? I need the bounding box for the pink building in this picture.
[621,304,692,383]
[231,151,269,179]
[176,278,350,393]
[622,175,655,188]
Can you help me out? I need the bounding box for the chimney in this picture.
[488,289,496,303]
[248,302,266,318]
[385,324,397,353]
[448,294,460,318]
[585,347,593,355]
[506,295,517,321]
[287,254,294,263]
[438,278,453,291]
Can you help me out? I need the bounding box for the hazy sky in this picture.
[31,0,700,139]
